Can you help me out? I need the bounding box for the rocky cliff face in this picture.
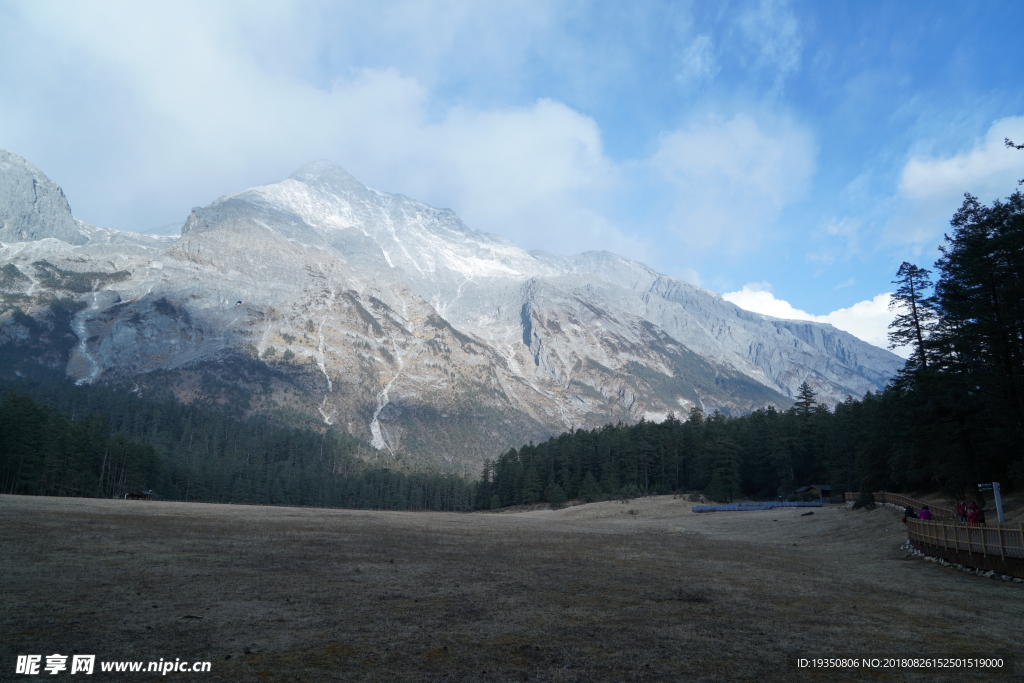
[0,150,87,245]
[0,150,905,471]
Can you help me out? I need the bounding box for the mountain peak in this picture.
[289,160,367,195]
[0,149,87,245]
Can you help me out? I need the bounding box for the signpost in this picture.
[978,482,1005,524]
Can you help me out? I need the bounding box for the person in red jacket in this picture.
[967,503,987,526]
[957,500,968,524]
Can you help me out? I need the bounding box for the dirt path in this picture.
[1,494,1020,682]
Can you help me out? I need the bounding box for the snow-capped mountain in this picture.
[0,150,904,470]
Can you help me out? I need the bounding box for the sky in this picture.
[2,1,1023,356]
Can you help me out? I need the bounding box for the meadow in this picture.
[2,494,1021,682]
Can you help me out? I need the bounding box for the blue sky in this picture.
[2,1,1023,353]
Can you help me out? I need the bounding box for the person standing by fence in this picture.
[957,500,968,524]
[918,505,933,520]
[902,505,917,523]
[967,503,988,527]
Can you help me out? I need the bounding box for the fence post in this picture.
[998,526,1004,560]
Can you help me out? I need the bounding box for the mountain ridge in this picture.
[0,150,904,471]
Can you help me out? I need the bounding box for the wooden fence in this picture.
[843,491,957,522]
[906,519,1024,560]
[874,492,957,522]
[844,491,1023,576]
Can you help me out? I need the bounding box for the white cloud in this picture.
[807,217,862,264]
[900,116,1024,200]
[819,294,902,354]
[886,116,1024,249]
[0,1,819,274]
[0,1,648,261]
[675,34,719,85]
[650,113,816,251]
[415,99,625,256]
[722,282,809,319]
[722,283,906,355]
[736,0,802,79]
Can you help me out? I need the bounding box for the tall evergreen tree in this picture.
[792,382,817,417]
[578,471,603,502]
[522,466,543,503]
[888,262,938,370]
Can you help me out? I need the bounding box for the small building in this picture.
[795,485,833,502]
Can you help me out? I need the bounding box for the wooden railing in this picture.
[906,518,1024,560]
[843,491,956,522]
[874,492,957,522]
[842,491,1022,575]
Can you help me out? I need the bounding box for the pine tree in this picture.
[705,436,740,503]
[599,463,619,495]
[888,261,938,369]
[544,480,567,508]
[522,466,543,504]
[792,382,817,417]
[579,471,602,503]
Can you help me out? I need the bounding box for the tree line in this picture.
[0,379,473,511]
[475,386,871,507]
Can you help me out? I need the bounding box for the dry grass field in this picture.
[2,494,1021,682]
